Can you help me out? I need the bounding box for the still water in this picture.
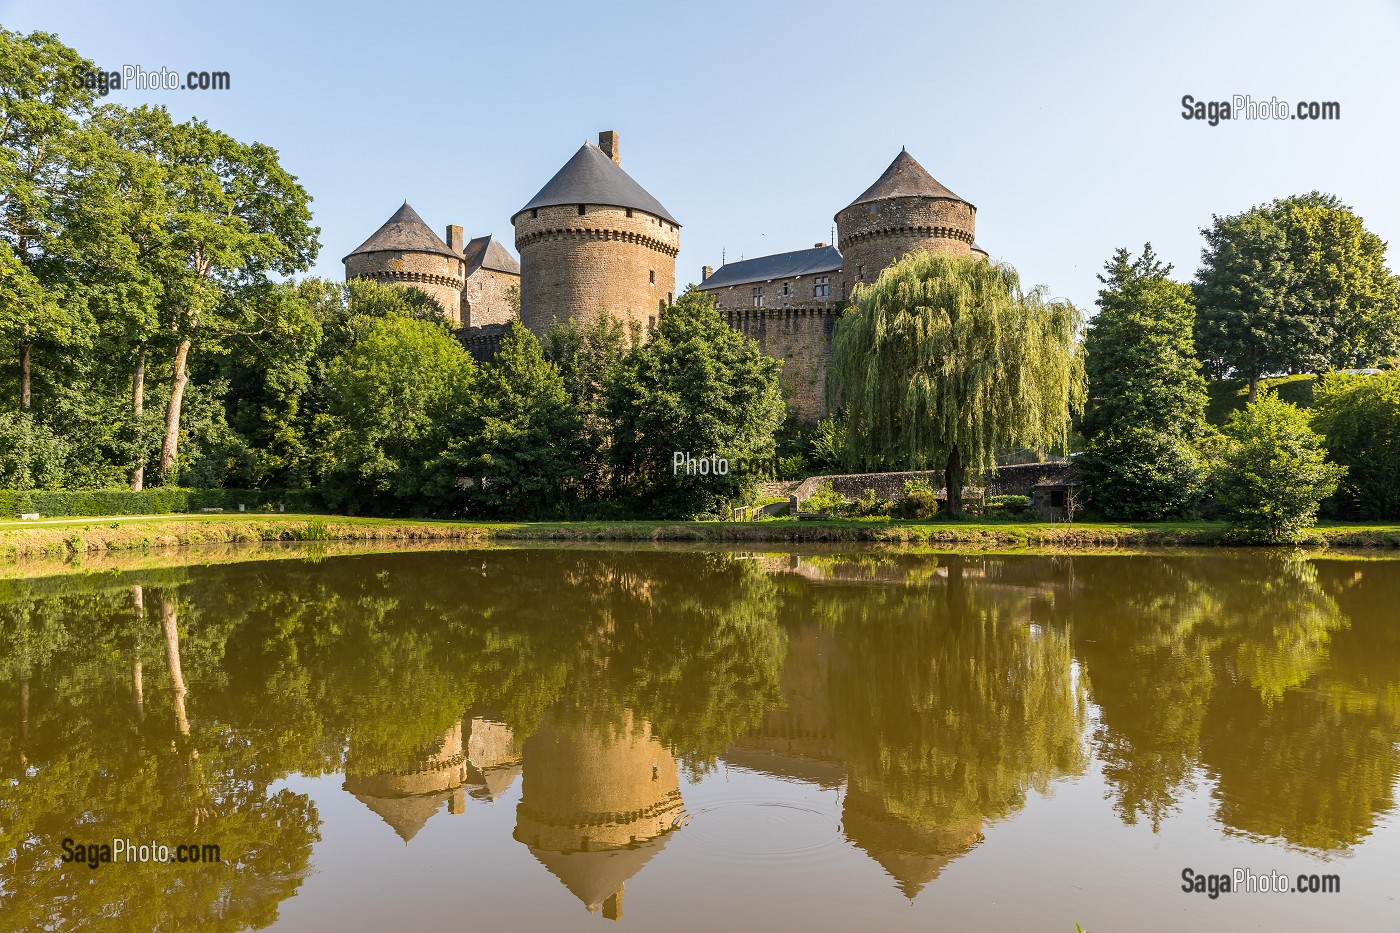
[1,547,1398,932]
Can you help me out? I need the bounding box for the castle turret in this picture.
[513,132,680,337]
[344,202,467,323]
[834,149,976,291]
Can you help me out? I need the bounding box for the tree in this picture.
[320,313,476,513]
[106,105,319,484]
[1080,245,1209,519]
[828,251,1084,518]
[545,311,639,494]
[608,290,785,518]
[0,29,98,413]
[1215,391,1345,542]
[429,321,583,518]
[1194,193,1400,398]
[1312,370,1400,519]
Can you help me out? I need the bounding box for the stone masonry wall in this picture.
[345,249,466,324]
[721,306,841,423]
[514,203,679,336]
[462,267,520,328]
[836,196,975,291]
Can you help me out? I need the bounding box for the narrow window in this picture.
[648,315,657,330]
[858,263,865,281]
[626,208,633,218]
[814,275,830,298]
[650,270,656,285]
[658,299,665,315]
[577,204,586,215]
[781,282,790,297]
[531,208,538,219]
[752,286,763,308]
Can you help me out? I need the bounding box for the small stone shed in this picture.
[1029,463,1083,521]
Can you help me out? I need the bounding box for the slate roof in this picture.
[697,245,843,291]
[971,242,988,255]
[842,149,972,211]
[463,234,520,275]
[514,143,678,225]
[344,202,460,261]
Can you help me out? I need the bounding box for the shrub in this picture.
[1079,424,1207,520]
[802,481,846,514]
[1312,371,1400,519]
[1214,392,1345,542]
[896,476,941,519]
[0,488,322,519]
[986,494,1032,518]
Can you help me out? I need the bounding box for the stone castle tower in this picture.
[343,202,519,328]
[513,131,680,337]
[834,148,977,291]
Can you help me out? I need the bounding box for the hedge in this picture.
[0,488,324,519]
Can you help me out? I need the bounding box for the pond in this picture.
[1,547,1397,931]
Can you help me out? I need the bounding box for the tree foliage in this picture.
[1312,370,1400,519]
[828,251,1084,516]
[1080,245,1208,519]
[608,290,785,518]
[1194,193,1400,395]
[1215,391,1345,542]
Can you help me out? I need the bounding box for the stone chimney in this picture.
[814,242,828,248]
[598,130,620,165]
[701,265,713,281]
[446,225,465,253]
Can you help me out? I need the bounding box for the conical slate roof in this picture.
[463,234,521,275]
[514,144,678,225]
[344,202,460,261]
[350,790,449,843]
[528,835,672,910]
[842,149,972,211]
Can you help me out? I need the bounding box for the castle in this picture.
[344,131,984,422]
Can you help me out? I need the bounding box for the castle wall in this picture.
[345,249,466,324]
[721,306,840,423]
[462,267,520,327]
[514,204,679,336]
[836,196,976,290]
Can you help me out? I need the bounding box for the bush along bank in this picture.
[0,488,323,519]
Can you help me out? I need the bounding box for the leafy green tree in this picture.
[1215,391,1345,541]
[0,410,69,487]
[546,312,639,494]
[1194,193,1400,398]
[829,252,1084,517]
[320,313,476,513]
[1312,370,1400,519]
[0,28,99,413]
[1080,246,1209,519]
[102,105,319,484]
[608,290,785,517]
[430,321,583,517]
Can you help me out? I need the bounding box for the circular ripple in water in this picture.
[681,797,846,868]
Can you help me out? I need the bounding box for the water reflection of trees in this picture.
[1061,553,1398,852]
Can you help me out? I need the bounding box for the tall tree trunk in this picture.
[158,338,191,484]
[131,350,147,491]
[19,324,31,411]
[1247,373,1259,403]
[132,585,145,721]
[944,445,964,519]
[18,677,28,768]
[160,593,189,737]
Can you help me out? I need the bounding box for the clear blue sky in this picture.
[4,0,1398,313]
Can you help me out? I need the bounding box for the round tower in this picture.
[834,149,976,292]
[344,202,467,323]
[513,132,680,337]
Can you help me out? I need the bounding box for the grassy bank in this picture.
[3,513,1400,566]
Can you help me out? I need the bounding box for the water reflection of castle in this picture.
[344,712,683,920]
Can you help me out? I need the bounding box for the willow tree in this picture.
[828,252,1085,516]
